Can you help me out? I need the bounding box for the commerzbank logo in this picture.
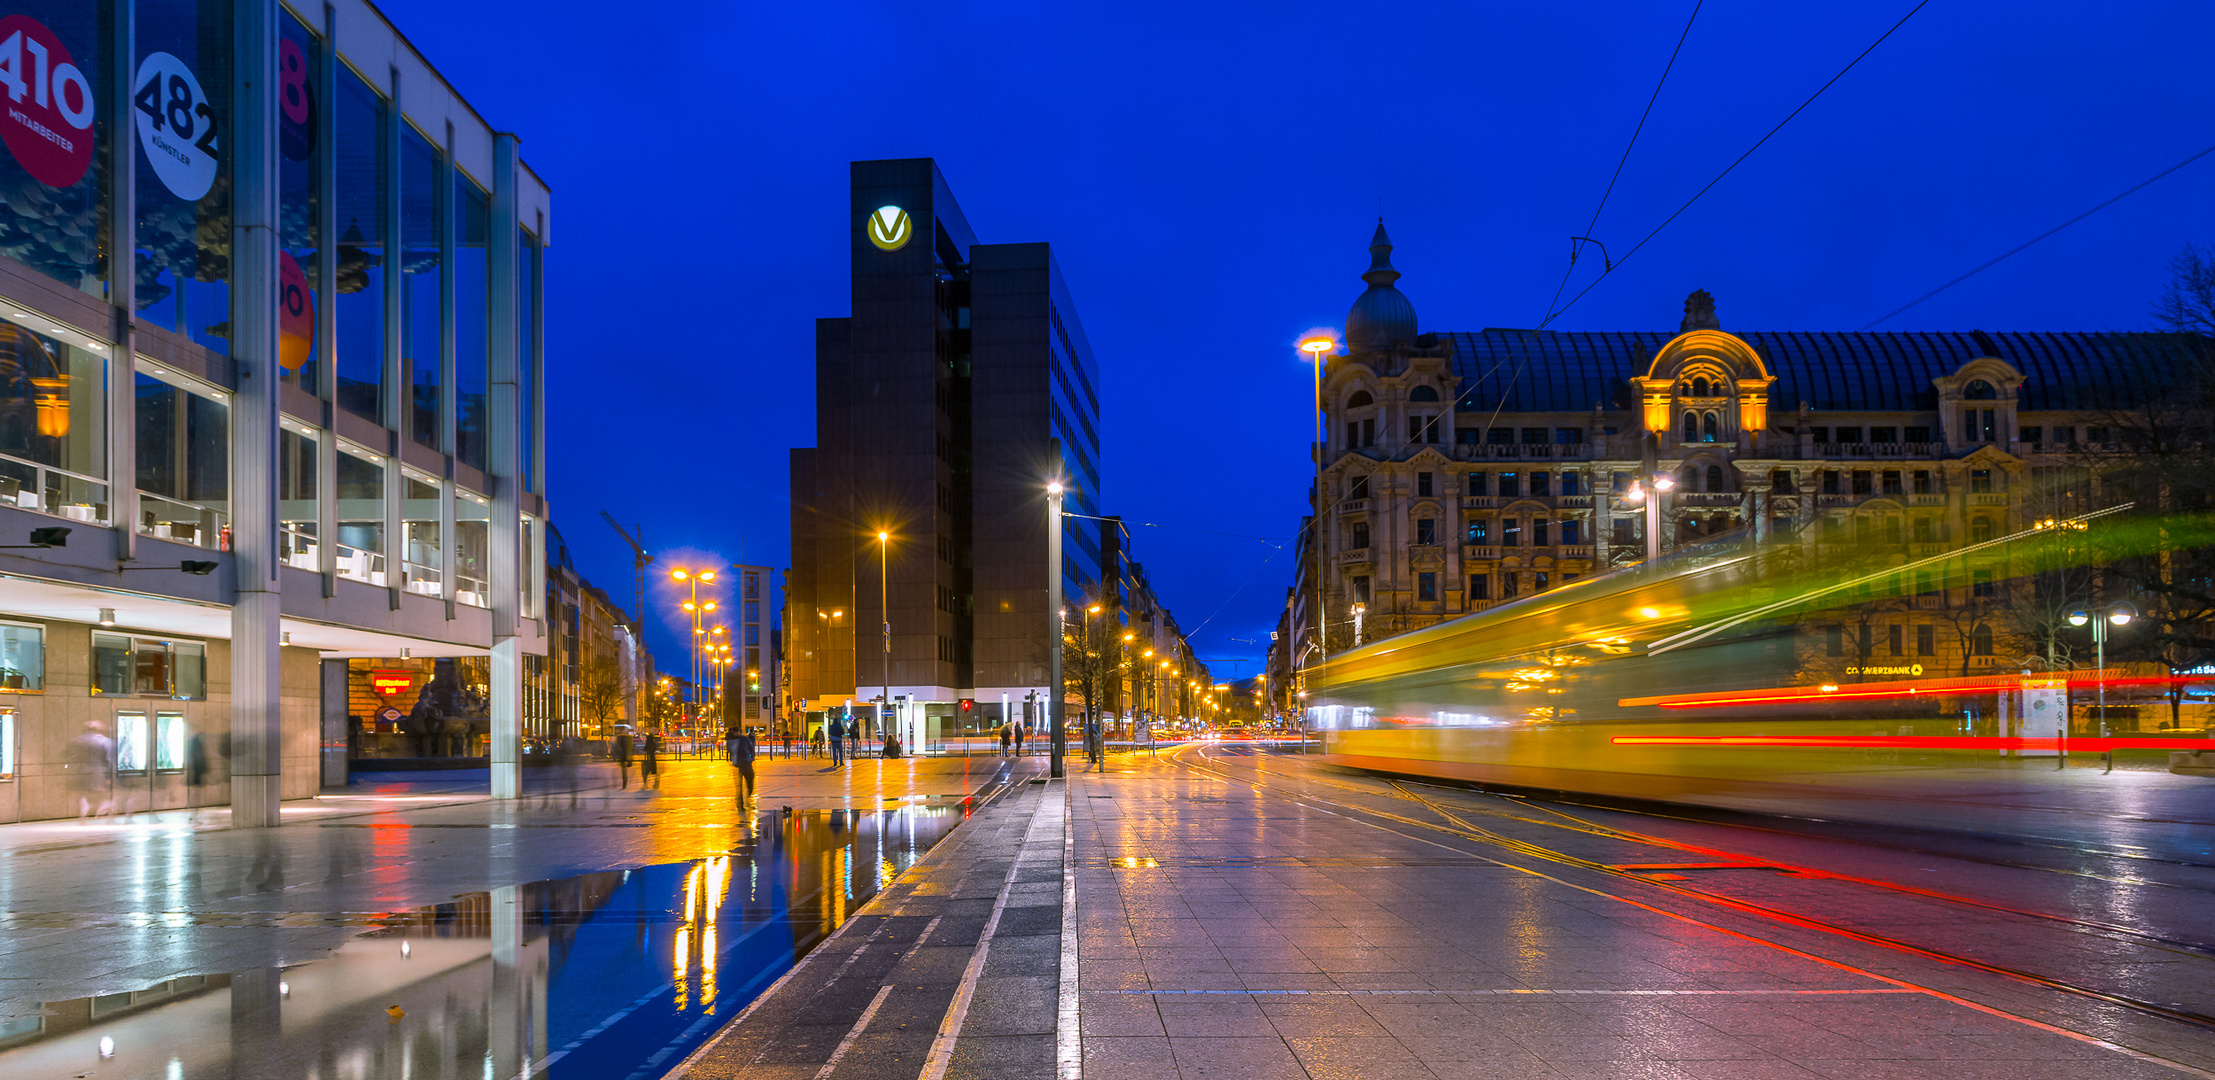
[867,205,912,251]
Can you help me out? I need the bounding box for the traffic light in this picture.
[959,698,973,713]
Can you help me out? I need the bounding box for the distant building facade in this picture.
[1296,224,2200,687]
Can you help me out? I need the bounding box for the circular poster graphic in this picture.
[133,50,219,201]
[278,251,314,369]
[0,15,97,188]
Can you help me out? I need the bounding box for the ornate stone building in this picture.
[1298,223,2191,662]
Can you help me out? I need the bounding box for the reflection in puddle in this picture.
[0,806,960,1079]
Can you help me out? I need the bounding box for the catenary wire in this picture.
[1536,0,1935,331]
[1859,141,2215,329]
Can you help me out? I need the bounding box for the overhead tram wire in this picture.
[1859,141,2215,329]
[1538,0,1706,325]
[1535,0,1936,332]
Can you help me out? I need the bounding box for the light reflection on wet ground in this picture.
[0,805,960,1080]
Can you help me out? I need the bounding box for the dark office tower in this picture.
[789,159,1103,738]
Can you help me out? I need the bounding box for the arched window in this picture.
[1408,385,1440,402]
[1682,411,1699,442]
[1964,379,1997,400]
[1706,465,1725,492]
[1972,625,1994,656]
[1346,390,1374,409]
[1702,411,1720,442]
[1692,376,1711,398]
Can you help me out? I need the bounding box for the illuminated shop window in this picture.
[115,711,148,772]
[156,712,184,770]
[91,633,206,700]
[0,623,43,691]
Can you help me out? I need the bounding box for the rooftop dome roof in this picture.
[1346,221,1417,353]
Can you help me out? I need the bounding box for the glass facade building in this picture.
[0,0,550,823]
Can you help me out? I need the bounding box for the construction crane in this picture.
[600,511,651,629]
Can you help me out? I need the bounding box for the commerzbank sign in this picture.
[867,205,912,251]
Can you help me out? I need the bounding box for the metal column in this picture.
[229,0,284,828]
[487,135,523,799]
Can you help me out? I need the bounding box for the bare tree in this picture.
[578,653,631,734]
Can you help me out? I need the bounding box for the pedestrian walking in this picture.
[999,722,1012,756]
[1013,722,1026,756]
[613,730,634,789]
[730,725,758,803]
[828,713,846,767]
[185,731,211,821]
[641,731,661,788]
[68,720,117,821]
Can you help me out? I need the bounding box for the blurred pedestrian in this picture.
[641,731,661,788]
[730,725,757,803]
[828,713,846,767]
[999,722,1012,756]
[1013,722,1026,756]
[185,731,211,821]
[69,720,117,821]
[613,729,634,789]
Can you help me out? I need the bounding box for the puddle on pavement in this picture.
[0,805,961,1079]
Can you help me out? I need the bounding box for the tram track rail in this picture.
[1166,744,2215,1044]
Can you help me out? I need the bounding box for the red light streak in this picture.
[1611,735,2210,752]
[1616,669,2168,709]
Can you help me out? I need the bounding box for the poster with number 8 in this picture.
[134,50,219,201]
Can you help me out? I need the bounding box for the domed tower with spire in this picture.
[1345,220,1418,356]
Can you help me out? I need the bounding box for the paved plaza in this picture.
[3,746,2214,1079]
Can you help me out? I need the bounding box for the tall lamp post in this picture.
[2068,602,2135,773]
[1046,480,1066,778]
[876,530,892,749]
[1618,473,1676,564]
[670,568,717,733]
[1299,335,1335,715]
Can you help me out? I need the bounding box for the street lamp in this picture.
[1046,480,1067,778]
[670,568,718,733]
[1299,334,1335,693]
[1619,473,1677,564]
[2067,602,2136,773]
[876,530,892,751]
[1351,602,1366,648]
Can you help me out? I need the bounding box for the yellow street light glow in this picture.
[1088,605,1101,614]
[700,570,716,582]
[877,531,888,542]
[671,569,689,581]
[683,601,697,611]
[1046,480,1064,495]
[1299,336,1334,355]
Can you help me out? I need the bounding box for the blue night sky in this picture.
[375,0,2215,678]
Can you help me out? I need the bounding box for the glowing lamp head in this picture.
[1088,605,1102,614]
[700,570,715,582]
[2110,603,2137,627]
[671,569,688,581]
[1623,483,1644,504]
[2068,610,2090,627]
[1046,480,1065,496]
[877,531,888,542]
[1653,475,1675,492]
[1299,336,1334,356]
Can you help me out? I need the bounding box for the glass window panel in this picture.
[279,427,317,569]
[402,473,440,596]
[115,711,147,771]
[335,447,385,584]
[456,491,489,607]
[401,126,442,448]
[454,174,488,469]
[0,624,39,691]
[132,639,168,695]
[334,64,387,422]
[0,1,108,294]
[519,229,538,490]
[155,712,183,768]
[133,0,234,353]
[0,315,109,521]
[136,374,227,546]
[0,708,13,780]
[172,643,203,700]
[277,10,322,393]
[92,632,129,695]
[520,514,535,617]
